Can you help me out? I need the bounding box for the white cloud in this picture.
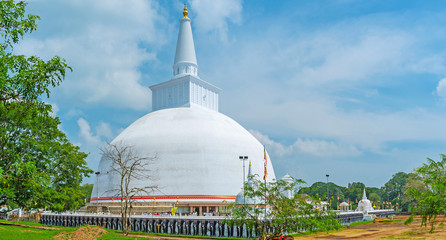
[296,30,410,86]
[293,139,362,157]
[17,0,166,110]
[49,102,59,117]
[436,78,446,101]
[207,12,446,157]
[76,117,108,181]
[191,0,242,42]
[95,121,113,139]
[65,109,84,119]
[77,118,101,146]
[249,130,292,156]
[250,130,362,158]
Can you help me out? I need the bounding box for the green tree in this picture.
[344,182,365,203]
[299,181,347,209]
[368,192,381,205]
[0,0,92,212]
[80,183,93,205]
[380,172,409,212]
[381,172,408,201]
[226,175,341,239]
[402,172,424,213]
[405,155,446,232]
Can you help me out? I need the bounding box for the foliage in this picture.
[225,175,341,239]
[299,182,346,200]
[299,178,415,211]
[381,172,408,201]
[0,0,92,212]
[101,142,158,236]
[80,183,93,204]
[300,181,380,209]
[344,182,365,202]
[368,192,381,203]
[380,172,409,211]
[405,154,446,233]
[402,173,424,212]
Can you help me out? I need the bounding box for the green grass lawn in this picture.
[0,224,156,240]
[0,224,74,240]
[0,220,45,226]
[348,220,374,227]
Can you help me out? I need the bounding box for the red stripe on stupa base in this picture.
[91,195,236,202]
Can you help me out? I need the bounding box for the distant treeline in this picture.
[299,172,413,211]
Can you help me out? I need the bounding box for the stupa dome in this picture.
[92,106,276,202]
[357,188,374,212]
[90,5,276,207]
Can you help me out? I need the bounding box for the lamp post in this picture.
[239,156,248,205]
[95,171,100,203]
[326,174,329,209]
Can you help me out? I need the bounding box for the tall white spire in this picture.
[150,4,220,112]
[173,4,198,78]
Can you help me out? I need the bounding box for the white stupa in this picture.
[357,188,374,212]
[235,161,263,206]
[90,5,276,211]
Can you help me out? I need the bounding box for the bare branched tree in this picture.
[101,142,158,236]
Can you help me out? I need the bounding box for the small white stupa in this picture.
[357,188,374,212]
[235,161,263,206]
[281,174,294,199]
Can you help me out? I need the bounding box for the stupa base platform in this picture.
[79,201,231,216]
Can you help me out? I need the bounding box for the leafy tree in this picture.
[402,172,424,212]
[299,182,346,199]
[80,183,93,205]
[344,182,365,202]
[381,172,408,202]
[299,181,347,207]
[380,172,409,212]
[368,192,381,205]
[226,175,341,239]
[405,155,446,232]
[0,0,92,212]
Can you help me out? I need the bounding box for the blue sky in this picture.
[19,0,446,188]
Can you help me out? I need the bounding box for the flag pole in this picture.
[263,145,267,235]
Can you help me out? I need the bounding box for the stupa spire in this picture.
[150,4,221,112]
[362,188,367,200]
[247,161,253,186]
[173,3,198,78]
[183,3,188,18]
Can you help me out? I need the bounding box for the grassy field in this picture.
[0,224,72,240]
[0,221,144,240]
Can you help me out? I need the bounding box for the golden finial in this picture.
[183,3,188,18]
